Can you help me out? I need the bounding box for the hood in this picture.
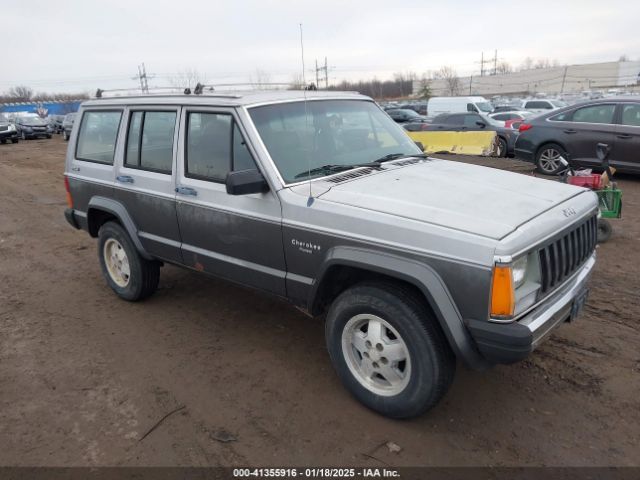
[316,159,586,240]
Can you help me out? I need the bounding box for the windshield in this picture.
[476,102,493,113]
[21,115,46,125]
[248,100,421,183]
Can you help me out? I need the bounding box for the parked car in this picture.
[520,99,568,114]
[14,114,52,140]
[419,112,516,157]
[49,114,66,133]
[402,103,428,116]
[63,91,598,418]
[492,105,522,113]
[0,114,19,144]
[515,97,640,174]
[386,108,429,124]
[427,96,494,116]
[490,111,536,129]
[62,113,77,141]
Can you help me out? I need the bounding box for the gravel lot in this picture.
[0,136,639,467]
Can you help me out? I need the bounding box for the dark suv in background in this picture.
[515,98,640,174]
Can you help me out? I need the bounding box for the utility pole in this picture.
[312,57,330,90]
[493,50,498,76]
[477,52,492,77]
[469,75,473,94]
[132,63,154,94]
[560,65,569,94]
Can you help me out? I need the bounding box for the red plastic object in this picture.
[567,174,601,189]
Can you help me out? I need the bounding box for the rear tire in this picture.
[325,282,455,419]
[97,221,160,301]
[536,143,567,175]
[0,139,5,144]
[597,219,612,243]
[11,138,18,144]
[497,137,508,158]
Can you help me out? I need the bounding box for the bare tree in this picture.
[534,58,551,69]
[288,73,305,90]
[169,68,205,90]
[250,69,273,89]
[520,57,534,71]
[619,54,630,62]
[7,85,33,102]
[437,66,462,96]
[496,61,512,75]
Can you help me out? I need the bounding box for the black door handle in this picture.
[116,175,134,184]
[617,134,632,139]
[563,129,577,134]
[175,186,198,196]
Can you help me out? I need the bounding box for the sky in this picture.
[2,0,639,94]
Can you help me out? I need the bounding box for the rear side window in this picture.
[185,112,256,182]
[571,104,615,124]
[467,103,478,113]
[525,101,552,109]
[76,110,122,164]
[125,111,176,173]
[621,104,640,127]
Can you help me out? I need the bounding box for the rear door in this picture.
[114,107,182,263]
[68,108,124,214]
[612,102,640,173]
[175,107,286,296]
[562,103,617,167]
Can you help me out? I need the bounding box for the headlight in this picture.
[511,255,528,289]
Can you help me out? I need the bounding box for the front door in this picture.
[175,107,286,296]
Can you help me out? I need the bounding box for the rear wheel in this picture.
[98,221,160,301]
[536,143,567,175]
[0,139,5,144]
[11,138,18,144]
[325,282,455,418]
[497,137,508,158]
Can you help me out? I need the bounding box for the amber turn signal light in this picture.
[490,264,515,318]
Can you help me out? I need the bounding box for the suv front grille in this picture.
[539,215,597,294]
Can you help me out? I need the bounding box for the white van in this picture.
[427,96,493,116]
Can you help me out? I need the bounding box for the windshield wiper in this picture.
[371,152,428,163]
[294,162,383,179]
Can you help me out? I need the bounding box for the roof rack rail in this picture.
[91,82,342,99]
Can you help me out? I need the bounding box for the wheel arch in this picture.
[87,196,153,260]
[535,140,568,161]
[309,246,489,369]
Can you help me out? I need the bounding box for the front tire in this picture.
[11,138,19,144]
[536,143,567,175]
[325,282,455,419]
[97,221,160,301]
[597,219,612,243]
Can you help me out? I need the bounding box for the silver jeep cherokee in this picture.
[63,91,598,418]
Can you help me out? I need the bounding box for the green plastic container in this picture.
[596,188,622,218]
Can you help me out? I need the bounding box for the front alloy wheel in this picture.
[342,314,411,396]
[536,144,566,175]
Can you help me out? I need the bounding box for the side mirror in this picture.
[414,141,424,151]
[225,169,269,195]
[476,121,487,128]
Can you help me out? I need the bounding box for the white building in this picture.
[414,60,640,97]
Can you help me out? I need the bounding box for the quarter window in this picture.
[185,112,256,182]
[621,104,640,127]
[76,110,122,164]
[125,111,176,173]
[571,104,615,124]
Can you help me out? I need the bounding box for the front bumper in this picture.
[468,253,596,364]
[0,129,18,139]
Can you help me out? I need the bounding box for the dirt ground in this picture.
[0,136,639,467]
